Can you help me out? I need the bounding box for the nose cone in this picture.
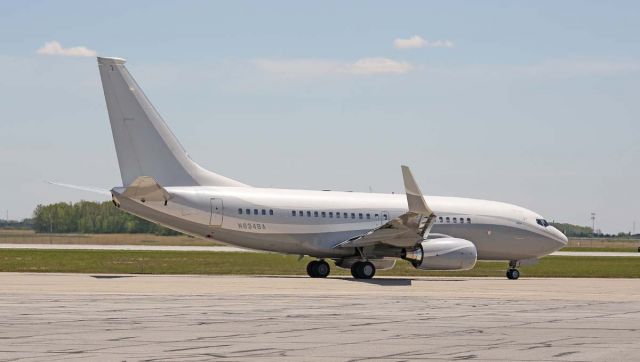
[548,226,568,251]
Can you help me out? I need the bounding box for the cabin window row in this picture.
[290,210,388,221]
[438,216,471,224]
[238,208,274,216]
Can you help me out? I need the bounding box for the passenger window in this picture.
[446,217,450,223]
[269,209,274,215]
[238,208,243,214]
[262,209,266,215]
[375,213,379,219]
[439,217,443,222]
[453,217,457,223]
[254,209,258,215]
[336,212,341,219]
[359,213,363,220]
[314,211,319,217]
[299,211,303,217]
[307,211,311,217]
[383,214,388,220]
[366,213,371,220]
[321,212,326,218]
[467,218,471,223]
[351,213,356,219]
[246,209,251,215]
[292,210,296,217]
[344,212,348,219]
[329,212,333,218]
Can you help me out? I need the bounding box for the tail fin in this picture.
[97,57,248,187]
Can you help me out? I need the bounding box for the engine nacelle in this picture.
[401,238,477,270]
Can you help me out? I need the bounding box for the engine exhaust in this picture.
[401,245,423,267]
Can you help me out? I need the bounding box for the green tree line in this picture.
[32,201,178,235]
[550,222,593,237]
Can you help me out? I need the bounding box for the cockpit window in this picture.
[536,218,549,227]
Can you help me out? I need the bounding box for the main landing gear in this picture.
[351,261,376,279]
[306,260,330,278]
[506,260,520,280]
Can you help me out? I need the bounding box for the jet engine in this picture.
[401,238,477,270]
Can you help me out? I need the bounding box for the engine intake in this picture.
[402,238,477,270]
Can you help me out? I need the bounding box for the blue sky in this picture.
[0,1,638,233]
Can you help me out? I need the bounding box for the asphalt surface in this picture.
[1,273,639,361]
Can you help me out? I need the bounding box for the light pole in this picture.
[590,212,596,236]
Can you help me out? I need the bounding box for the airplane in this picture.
[92,56,567,280]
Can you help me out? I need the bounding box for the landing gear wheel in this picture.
[307,260,330,278]
[506,269,520,280]
[306,260,319,278]
[351,261,376,279]
[350,262,361,278]
[314,260,330,278]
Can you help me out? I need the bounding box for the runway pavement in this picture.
[1,243,639,257]
[1,273,639,361]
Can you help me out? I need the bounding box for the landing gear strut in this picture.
[351,261,376,279]
[306,260,330,278]
[506,260,520,280]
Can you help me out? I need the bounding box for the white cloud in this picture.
[252,57,414,78]
[345,57,413,74]
[37,41,97,57]
[394,35,454,49]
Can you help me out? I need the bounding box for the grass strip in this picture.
[1,249,639,278]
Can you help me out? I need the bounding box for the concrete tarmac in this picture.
[1,273,639,361]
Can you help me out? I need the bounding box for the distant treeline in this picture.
[0,218,33,229]
[32,201,179,235]
[550,222,594,237]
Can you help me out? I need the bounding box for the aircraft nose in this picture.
[549,226,568,248]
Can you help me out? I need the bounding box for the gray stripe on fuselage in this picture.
[118,195,557,260]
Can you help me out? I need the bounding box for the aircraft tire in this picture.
[351,261,375,279]
[360,261,376,279]
[506,269,520,280]
[350,262,361,278]
[315,260,330,278]
[306,260,319,278]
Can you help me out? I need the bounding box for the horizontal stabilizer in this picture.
[122,176,171,202]
[46,181,111,196]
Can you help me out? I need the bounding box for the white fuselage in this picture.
[112,186,568,261]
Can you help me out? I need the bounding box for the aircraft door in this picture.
[210,198,224,227]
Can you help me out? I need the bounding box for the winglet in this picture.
[401,165,433,215]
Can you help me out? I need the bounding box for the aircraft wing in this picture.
[335,166,437,249]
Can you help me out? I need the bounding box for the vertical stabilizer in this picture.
[97,57,248,187]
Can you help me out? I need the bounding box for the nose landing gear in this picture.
[306,260,330,278]
[506,268,520,280]
[506,260,520,280]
